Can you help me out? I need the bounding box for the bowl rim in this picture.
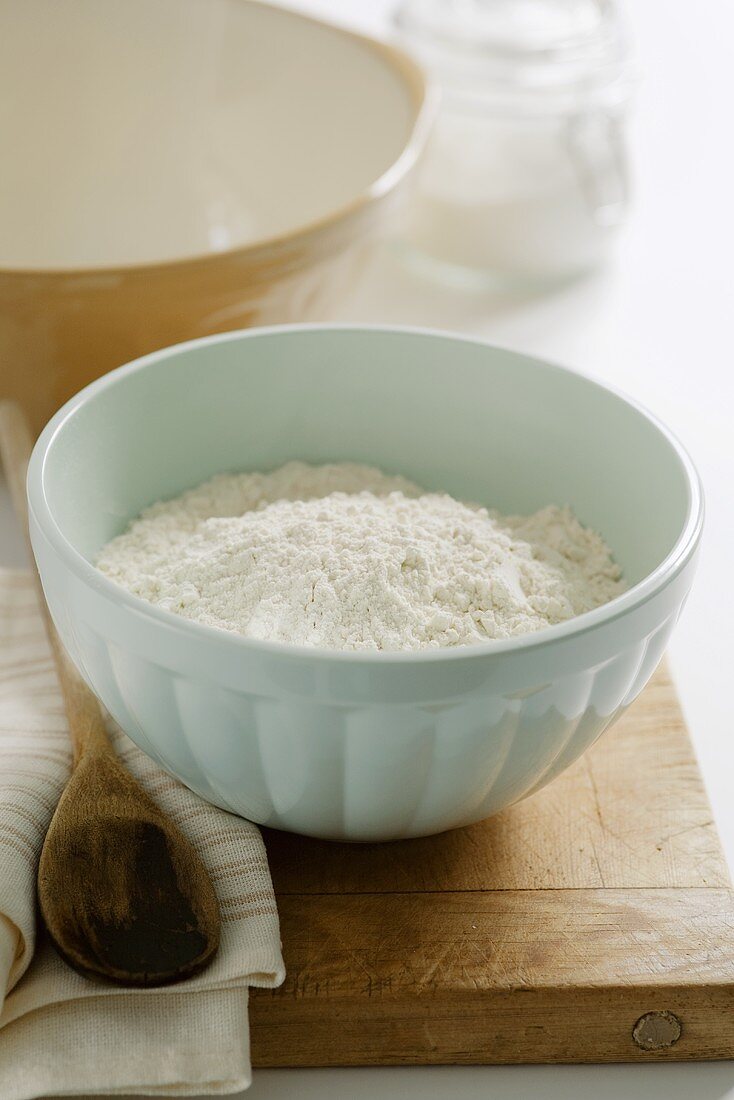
[0,1,437,279]
[28,323,704,664]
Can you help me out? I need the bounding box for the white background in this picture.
[2,1,731,1097]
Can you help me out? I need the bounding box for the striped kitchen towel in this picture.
[0,569,284,1098]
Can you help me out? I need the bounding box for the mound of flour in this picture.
[96,462,625,651]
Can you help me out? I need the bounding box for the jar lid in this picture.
[393,0,634,115]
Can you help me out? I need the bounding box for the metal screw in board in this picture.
[632,1011,682,1050]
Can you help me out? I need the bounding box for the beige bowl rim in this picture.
[0,1,437,280]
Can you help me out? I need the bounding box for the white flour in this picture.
[97,462,626,651]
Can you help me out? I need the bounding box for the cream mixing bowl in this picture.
[27,326,702,840]
[0,0,432,432]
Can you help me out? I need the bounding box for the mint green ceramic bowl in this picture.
[28,325,702,840]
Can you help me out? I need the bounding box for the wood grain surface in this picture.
[250,663,734,1065]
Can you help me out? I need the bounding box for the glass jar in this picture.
[393,0,634,285]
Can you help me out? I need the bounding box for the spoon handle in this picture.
[0,400,111,763]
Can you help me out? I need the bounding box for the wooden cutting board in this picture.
[250,663,734,1065]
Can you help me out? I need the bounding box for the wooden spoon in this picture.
[0,401,220,986]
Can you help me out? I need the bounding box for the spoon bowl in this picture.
[38,729,220,986]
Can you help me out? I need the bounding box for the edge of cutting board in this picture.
[251,664,734,1066]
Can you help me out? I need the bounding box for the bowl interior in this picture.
[37,327,694,596]
[0,1,419,270]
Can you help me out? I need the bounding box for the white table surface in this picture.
[3,1,731,1097]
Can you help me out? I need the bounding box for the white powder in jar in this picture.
[96,461,626,651]
[403,113,613,279]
